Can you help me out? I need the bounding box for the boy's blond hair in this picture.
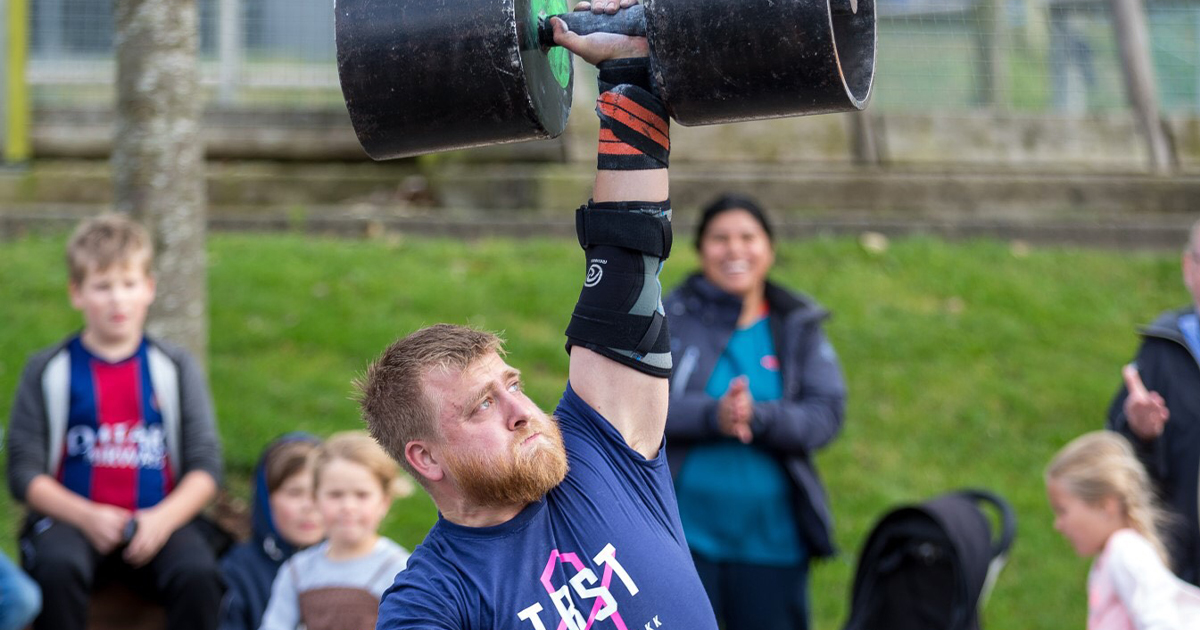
[66,213,154,284]
[313,431,414,499]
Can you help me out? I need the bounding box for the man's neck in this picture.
[80,330,142,362]
[440,498,529,528]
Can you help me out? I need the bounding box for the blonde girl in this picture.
[259,431,413,630]
[1045,431,1200,629]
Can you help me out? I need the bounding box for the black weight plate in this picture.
[335,0,574,160]
[644,0,876,125]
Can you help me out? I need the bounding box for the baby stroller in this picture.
[843,488,1017,630]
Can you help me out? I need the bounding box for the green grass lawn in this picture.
[0,230,1187,630]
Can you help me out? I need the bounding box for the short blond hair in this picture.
[66,213,153,284]
[313,431,412,499]
[1046,431,1171,565]
[356,324,504,481]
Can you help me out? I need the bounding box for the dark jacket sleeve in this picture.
[751,325,846,455]
[6,353,52,503]
[172,344,223,485]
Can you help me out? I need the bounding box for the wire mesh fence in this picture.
[4,0,1198,172]
[19,0,1200,114]
[874,0,1199,113]
[27,0,340,108]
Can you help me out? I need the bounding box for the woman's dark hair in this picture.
[693,193,775,250]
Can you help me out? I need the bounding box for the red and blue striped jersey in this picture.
[57,336,175,510]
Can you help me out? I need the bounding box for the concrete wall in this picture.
[29,104,1200,174]
[8,100,1198,244]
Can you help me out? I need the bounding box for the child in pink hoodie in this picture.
[1046,431,1200,630]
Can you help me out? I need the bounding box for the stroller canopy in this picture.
[843,489,1017,630]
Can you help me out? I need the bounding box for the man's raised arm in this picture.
[553,2,671,458]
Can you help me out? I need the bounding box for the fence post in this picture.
[4,0,31,164]
[974,0,1009,107]
[1108,0,1174,174]
[218,0,241,105]
[1195,10,1200,111]
[849,111,882,166]
[1,0,6,161]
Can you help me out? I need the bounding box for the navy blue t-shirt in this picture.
[376,384,717,630]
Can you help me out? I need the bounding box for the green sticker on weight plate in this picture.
[532,0,571,89]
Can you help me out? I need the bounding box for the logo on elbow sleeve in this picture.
[585,263,604,287]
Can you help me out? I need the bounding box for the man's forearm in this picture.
[592,169,667,204]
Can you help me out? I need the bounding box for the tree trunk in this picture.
[112,0,208,365]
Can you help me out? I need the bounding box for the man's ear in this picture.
[405,440,445,483]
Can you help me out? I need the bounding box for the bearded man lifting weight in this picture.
[357,2,719,628]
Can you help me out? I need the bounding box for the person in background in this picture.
[6,213,223,630]
[663,193,847,630]
[1106,217,1200,585]
[219,433,325,630]
[0,428,41,630]
[1045,431,1200,629]
[0,551,40,630]
[257,431,410,630]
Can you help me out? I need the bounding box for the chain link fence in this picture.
[1,0,1197,170]
[874,0,1199,113]
[18,0,1200,114]
[28,0,340,108]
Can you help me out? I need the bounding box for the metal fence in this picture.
[27,0,340,108]
[874,0,1200,113]
[1,0,1198,173]
[12,0,1199,114]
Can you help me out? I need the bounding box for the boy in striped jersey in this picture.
[6,213,223,630]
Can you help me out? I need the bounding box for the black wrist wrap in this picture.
[566,199,673,378]
[596,57,670,171]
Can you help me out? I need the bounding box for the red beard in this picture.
[442,414,569,508]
